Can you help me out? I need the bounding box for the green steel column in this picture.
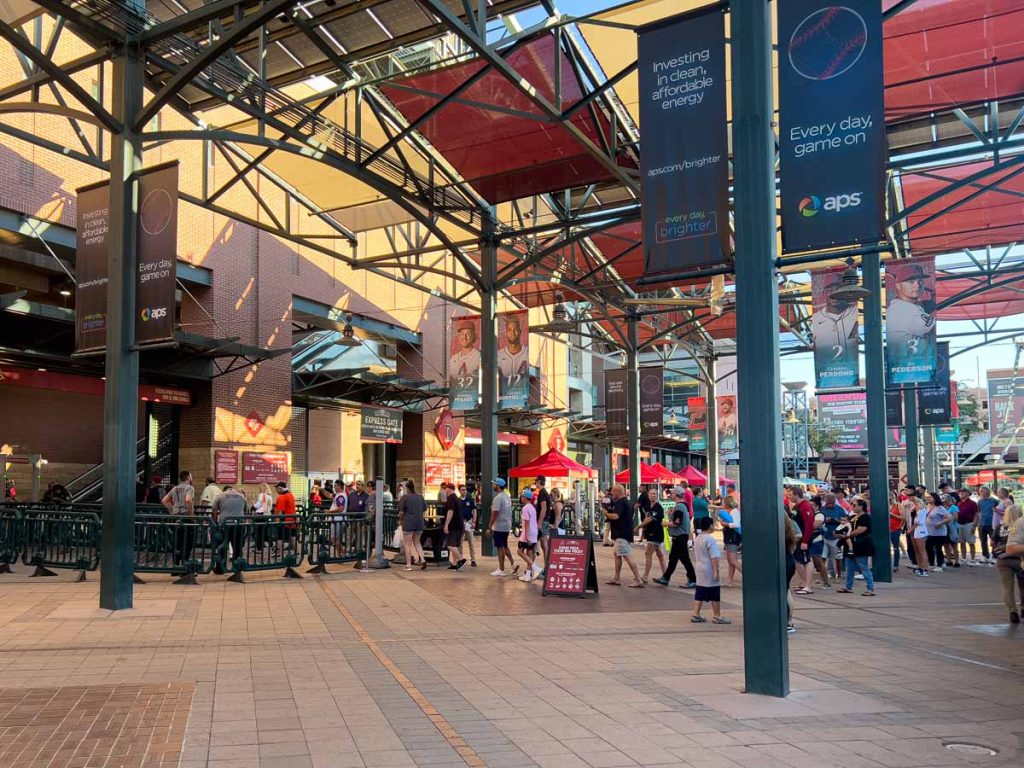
[923,426,937,489]
[863,251,891,582]
[905,388,920,486]
[626,315,641,498]
[704,356,719,493]
[100,36,143,610]
[479,223,498,551]
[732,0,789,697]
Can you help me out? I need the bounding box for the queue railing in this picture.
[0,509,20,573]
[218,514,304,582]
[21,510,101,580]
[304,512,371,573]
[133,513,218,585]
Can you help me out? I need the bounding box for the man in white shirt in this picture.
[449,321,480,378]
[812,290,858,362]
[199,477,221,509]
[887,265,935,367]
[498,315,529,380]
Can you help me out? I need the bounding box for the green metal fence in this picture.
[218,514,304,582]
[133,513,219,585]
[0,509,20,573]
[21,510,101,579]
[304,512,371,573]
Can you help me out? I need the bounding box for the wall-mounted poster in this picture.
[498,310,529,408]
[811,266,859,388]
[449,314,480,411]
[886,256,937,384]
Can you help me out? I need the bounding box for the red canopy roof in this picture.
[936,277,1024,321]
[679,465,707,485]
[508,449,596,478]
[614,462,663,484]
[649,462,683,483]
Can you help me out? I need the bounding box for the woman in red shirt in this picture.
[888,491,906,572]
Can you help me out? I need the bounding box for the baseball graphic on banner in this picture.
[788,6,868,81]
[498,310,529,409]
[140,188,174,235]
[811,266,859,388]
[449,315,481,411]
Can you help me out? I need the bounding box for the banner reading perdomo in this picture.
[498,310,529,409]
[449,314,480,411]
[637,7,728,274]
[779,1,885,252]
[811,266,859,388]
[886,256,937,385]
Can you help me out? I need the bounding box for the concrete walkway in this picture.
[0,548,1020,768]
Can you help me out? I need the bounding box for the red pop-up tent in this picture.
[679,465,707,485]
[650,462,683,483]
[509,449,596,479]
[614,462,663,484]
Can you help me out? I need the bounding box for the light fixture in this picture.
[338,314,361,346]
[828,257,872,302]
[59,285,72,297]
[552,292,568,323]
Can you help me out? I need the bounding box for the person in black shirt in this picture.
[655,486,697,588]
[638,487,667,582]
[534,475,553,576]
[837,498,876,596]
[443,488,466,570]
[458,485,478,567]
[604,484,643,587]
[145,476,165,505]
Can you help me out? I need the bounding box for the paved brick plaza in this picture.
[0,549,1020,768]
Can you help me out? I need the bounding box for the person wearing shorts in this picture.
[691,516,729,624]
[517,489,539,582]
[637,487,666,583]
[956,488,979,565]
[487,478,518,576]
[604,484,643,588]
[821,494,845,580]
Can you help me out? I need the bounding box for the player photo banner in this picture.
[717,395,737,451]
[687,396,708,451]
[886,256,937,385]
[779,0,885,252]
[918,342,951,425]
[498,311,529,409]
[449,314,481,411]
[637,7,729,274]
[812,266,859,388]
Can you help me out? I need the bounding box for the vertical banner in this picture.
[886,256,937,384]
[779,0,885,252]
[448,314,481,411]
[811,266,859,388]
[716,395,737,451]
[918,341,951,425]
[136,163,178,346]
[605,368,628,438]
[74,163,179,353]
[987,374,1024,451]
[818,392,868,451]
[639,367,664,436]
[637,7,728,274]
[75,181,110,354]
[687,396,707,451]
[497,310,529,409]
[885,389,904,427]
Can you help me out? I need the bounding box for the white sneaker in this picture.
[854,573,865,580]
[531,563,542,576]
[966,559,975,567]
[931,566,944,573]
[490,569,506,576]
[519,572,533,582]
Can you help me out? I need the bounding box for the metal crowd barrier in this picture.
[21,510,101,580]
[133,514,218,585]
[218,514,304,582]
[0,509,19,573]
[304,512,371,573]
[381,504,400,552]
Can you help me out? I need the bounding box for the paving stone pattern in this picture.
[0,548,1021,767]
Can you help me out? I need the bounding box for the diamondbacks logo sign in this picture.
[434,409,458,452]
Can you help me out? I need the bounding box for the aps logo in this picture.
[798,192,862,217]
[140,306,168,321]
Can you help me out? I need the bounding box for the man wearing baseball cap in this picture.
[888,263,935,367]
[517,488,539,581]
[487,478,517,576]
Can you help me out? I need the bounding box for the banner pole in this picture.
[369,477,389,569]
